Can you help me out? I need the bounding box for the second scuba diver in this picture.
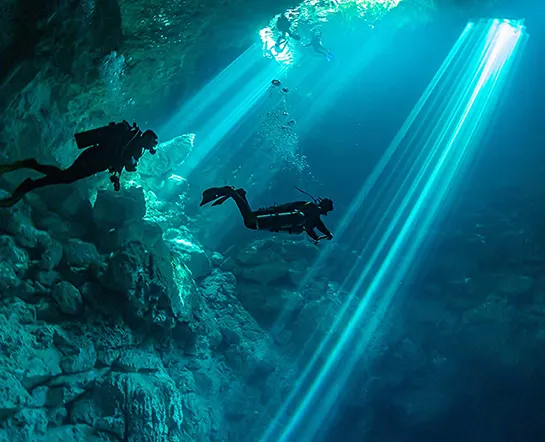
[0,120,158,207]
[304,29,334,61]
[200,186,334,244]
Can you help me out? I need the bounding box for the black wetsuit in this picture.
[276,15,301,46]
[0,122,146,205]
[206,188,332,241]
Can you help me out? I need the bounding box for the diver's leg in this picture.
[230,189,253,218]
[64,147,110,180]
[16,149,106,190]
[0,150,108,207]
[0,177,40,207]
[0,159,63,176]
[19,159,63,175]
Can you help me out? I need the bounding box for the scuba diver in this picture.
[274,13,301,50]
[304,29,334,61]
[200,186,334,244]
[0,120,158,207]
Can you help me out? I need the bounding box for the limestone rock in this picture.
[112,349,164,373]
[0,235,28,276]
[137,134,194,186]
[72,372,184,442]
[22,348,63,389]
[3,408,48,442]
[60,344,97,373]
[97,220,163,253]
[0,262,20,292]
[101,241,194,329]
[52,281,83,315]
[63,239,101,268]
[200,270,238,307]
[0,373,30,419]
[0,203,42,249]
[164,228,212,279]
[48,368,110,390]
[45,424,104,442]
[37,235,63,271]
[93,187,146,230]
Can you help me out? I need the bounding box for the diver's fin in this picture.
[211,195,230,207]
[200,186,235,207]
[200,188,222,206]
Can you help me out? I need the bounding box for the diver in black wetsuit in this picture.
[274,13,301,49]
[0,121,158,207]
[200,186,334,244]
[304,29,333,61]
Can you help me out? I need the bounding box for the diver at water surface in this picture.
[274,13,301,49]
[0,121,158,207]
[200,186,334,244]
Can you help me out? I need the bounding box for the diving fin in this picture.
[211,195,230,207]
[200,188,222,206]
[200,186,234,207]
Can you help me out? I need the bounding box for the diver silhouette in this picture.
[274,13,301,50]
[200,186,334,244]
[304,29,333,61]
[0,120,158,207]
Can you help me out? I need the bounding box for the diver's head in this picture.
[318,197,333,215]
[141,129,158,154]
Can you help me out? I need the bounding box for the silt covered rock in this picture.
[101,241,195,329]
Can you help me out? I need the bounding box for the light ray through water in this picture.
[261,17,528,442]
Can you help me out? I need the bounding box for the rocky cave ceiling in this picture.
[0,0,503,165]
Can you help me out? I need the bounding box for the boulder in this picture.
[92,187,146,230]
[96,220,163,253]
[63,239,101,268]
[22,348,63,389]
[101,241,195,329]
[52,281,83,315]
[44,424,102,442]
[0,235,28,276]
[71,372,184,442]
[111,349,164,373]
[164,228,212,279]
[37,235,64,270]
[60,344,97,374]
[0,373,31,419]
[136,134,194,186]
[0,202,43,249]
[0,262,20,292]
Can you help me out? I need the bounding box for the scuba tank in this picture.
[74,121,139,149]
[255,208,306,231]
